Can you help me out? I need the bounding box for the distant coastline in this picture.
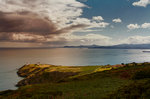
[64,44,150,49]
[2,44,150,49]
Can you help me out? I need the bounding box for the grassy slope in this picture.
[16,64,111,86]
[1,63,150,99]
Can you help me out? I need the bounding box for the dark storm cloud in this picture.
[0,12,57,35]
[0,11,88,35]
[0,11,88,45]
[0,33,13,41]
[0,0,97,46]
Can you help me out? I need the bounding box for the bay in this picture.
[0,48,150,91]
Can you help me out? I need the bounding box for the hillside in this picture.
[1,63,150,99]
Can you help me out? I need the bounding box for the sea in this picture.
[1,48,150,91]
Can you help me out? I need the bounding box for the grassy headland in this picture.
[1,62,150,99]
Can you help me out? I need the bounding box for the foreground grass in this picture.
[106,79,150,99]
[1,77,129,99]
[1,62,150,99]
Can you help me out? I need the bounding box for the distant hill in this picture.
[64,44,150,49]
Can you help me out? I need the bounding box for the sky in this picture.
[0,0,150,47]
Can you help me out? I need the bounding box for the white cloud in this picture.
[112,18,122,23]
[59,33,112,45]
[123,36,150,44]
[0,0,85,26]
[0,0,111,46]
[0,0,109,31]
[72,17,109,31]
[12,33,44,42]
[127,23,150,30]
[141,23,150,28]
[127,24,140,30]
[78,29,102,32]
[132,0,150,7]
[92,16,104,21]
[78,0,88,2]
[57,34,150,46]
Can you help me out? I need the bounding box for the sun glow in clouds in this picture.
[0,0,111,47]
[0,0,150,47]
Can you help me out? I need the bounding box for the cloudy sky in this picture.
[0,0,150,47]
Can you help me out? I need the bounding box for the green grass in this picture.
[106,79,150,99]
[16,65,107,86]
[1,62,150,99]
[0,77,130,99]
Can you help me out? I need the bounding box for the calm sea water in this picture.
[1,48,150,91]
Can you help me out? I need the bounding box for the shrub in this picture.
[132,70,150,80]
[106,80,150,99]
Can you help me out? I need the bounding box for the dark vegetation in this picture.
[1,62,150,99]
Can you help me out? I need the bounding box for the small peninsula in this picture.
[1,62,150,99]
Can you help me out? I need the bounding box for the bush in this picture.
[106,80,150,99]
[132,70,150,80]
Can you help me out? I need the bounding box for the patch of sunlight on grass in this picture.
[46,66,81,73]
[94,67,112,72]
